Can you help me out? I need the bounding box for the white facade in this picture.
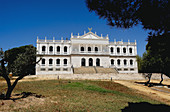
[36,30,138,75]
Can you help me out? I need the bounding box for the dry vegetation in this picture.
[0,80,169,112]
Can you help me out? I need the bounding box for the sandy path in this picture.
[114,80,170,105]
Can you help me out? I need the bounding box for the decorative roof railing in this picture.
[38,39,71,43]
[109,42,136,45]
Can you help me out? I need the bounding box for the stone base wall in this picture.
[26,73,169,80]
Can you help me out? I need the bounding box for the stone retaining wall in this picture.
[25,73,169,80]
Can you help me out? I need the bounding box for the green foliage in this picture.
[5,45,36,76]
[86,0,169,34]
[144,33,170,77]
[0,49,4,76]
[136,55,143,73]
[138,33,170,77]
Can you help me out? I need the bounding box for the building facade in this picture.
[36,30,138,75]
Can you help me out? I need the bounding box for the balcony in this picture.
[71,51,110,55]
[49,64,53,66]
[37,51,70,55]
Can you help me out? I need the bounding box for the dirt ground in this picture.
[0,78,170,111]
[0,92,46,111]
[114,79,170,105]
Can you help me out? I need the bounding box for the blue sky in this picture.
[0,0,149,56]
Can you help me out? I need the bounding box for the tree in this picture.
[144,33,170,84]
[146,33,170,76]
[86,0,169,34]
[0,45,41,99]
[138,33,170,85]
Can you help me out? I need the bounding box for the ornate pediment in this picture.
[71,28,109,40]
[80,32,102,39]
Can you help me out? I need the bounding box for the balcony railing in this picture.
[37,51,136,56]
[71,51,110,55]
[63,64,67,66]
[38,52,70,55]
[40,64,71,67]
[38,40,71,43]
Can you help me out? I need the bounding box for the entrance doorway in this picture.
[81,58,86,66]
[89,58,93,66]
[96,58,100,66]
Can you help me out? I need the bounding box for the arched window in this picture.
[110,47,114,53]
[111,59,114,65]
[56,59,60,65]
[64,59,67,65]
[89,58,93,66]
[96,58,100,66]
[124,59,127,65]
[123,48,126,53]
[117,47,120,53]
[64,46,67,52]
[95,47,98,52]
[81,47,84,52]
[129,48,132,54]
[57,46,60,52]
[49,59,53,65]
[130,59,133,65]
[49,46,53,52]
[117,59,121,65]
[81,58,86,66]
[42,46,46,51]
[42,59,45,65]
[88,47,91,52]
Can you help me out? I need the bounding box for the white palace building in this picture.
[36,29,138,75]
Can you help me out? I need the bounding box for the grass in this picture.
[0,80,163,112]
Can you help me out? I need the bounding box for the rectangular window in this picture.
[117,68,121,71]
[63,68,68,71]
[48,68,53,71]
[124,68,128,71]
[130,68,134,71]
[40,68,46,71]
[56,68,60,71]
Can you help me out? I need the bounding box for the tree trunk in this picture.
[145,73,152,86]
[159,73,163,85]
[5,79,20,99]
[0,59,12,99]
[5,80,12,99]
[5,87,12,99]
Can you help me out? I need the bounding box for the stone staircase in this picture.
[73,66,118,74]
[95,67,118,74]
[73,67,96,74]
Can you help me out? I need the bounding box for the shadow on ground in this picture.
[135,82,170,88]
[122,102,170,112]
[0,92,44,101]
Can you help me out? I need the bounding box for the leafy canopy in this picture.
[5,45,36,76]
[86,0,169,34]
